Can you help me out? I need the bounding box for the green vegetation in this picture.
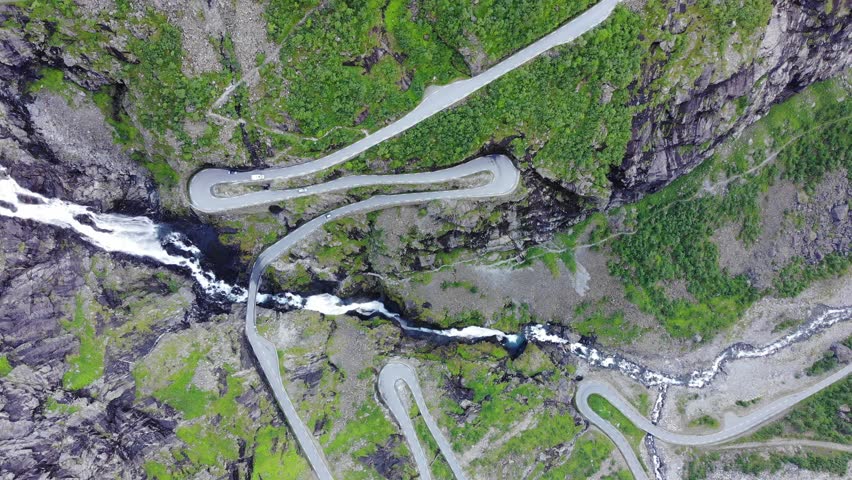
[541,432,613,479]
[608,167,763,339]
[509,343,554,378]
[734,451,852,476]
[353,6,643,197]
[144,461,174,480]
[136,152,180,189]
[220,214,288,260]
[572,300,640,344]
[437,343,557,451]
[124,13,230,157]
[519,245,572,277]
[384,0,469,93]
[176,422,238,466]
[419,339,584,479]
[45,398,81,415]
[634,392,651,415]
[28,68,75,98]
[62,295,105,390]
[270,263,313,292]
[602,471,634,480]
[92,88,140,146]
[252,426,310,480]
[499,411,578,456]
[491,302,534,332]
[684,450,852,479]
[782,375,852,444]
[805,350,839,376]
[772,317,800,333]
[265,0,318,42]
[326,401,397,458]
[734,397,760,408]
[778,115,851,190]
[440,279,478,294]
[0,355,12,377]
[743,422,783,443]
[692,0,773,49]
[684,452,720,480]
[155,271,181,293]
[247,0,782,194]
[135,330,307,478]
[688,414,719,429]
[256,0,609,151]
[269,217,378,279]
[413,413,454,480]
[471,408,578,477]
[255,0,467,142]
[7,0,800,209]
[783,452,852,476]
[588,394,645,451]
[144,347,216,419]
[748,374,851,444]
[19,1,229,192]
[607,76,851,340]
[419,0,595,62]
[58,268,188,392]
[773,253,851,298]
[518,215,607,276]
[18,0,832,203]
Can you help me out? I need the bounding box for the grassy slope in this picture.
[605,76,851,340]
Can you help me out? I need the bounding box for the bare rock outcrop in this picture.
[611,0,851,204]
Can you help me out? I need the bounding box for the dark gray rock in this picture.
[830,203,848,223]
[612,0,851,205]
[831,342,852,364]
[358,434,412,480]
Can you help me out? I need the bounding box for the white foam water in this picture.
[2,167,848,385]
[646,385,668,480]
[0,168,516,345]
[304,293,521,344]
[529,305,851,388]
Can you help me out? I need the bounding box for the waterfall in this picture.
[2,166,849,388]
[0,167,517,344]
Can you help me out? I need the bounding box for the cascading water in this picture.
[646,386,667,480]
[527,304,851,388]
[1,166,849,390]
[0,168,519,346]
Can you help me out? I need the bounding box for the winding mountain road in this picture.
[241,155,518,480]
[185,12,852,480]
[189,0,619,214]
[575,364,852,480]
[190,2,619,477]
[185,1,850,479]
[378,362,468,480]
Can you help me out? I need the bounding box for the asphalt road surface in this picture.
[378,362,468,480]
[575,364,852,480]
[239,155,518,480]
[188,0,619,214]
[188,1,621,478]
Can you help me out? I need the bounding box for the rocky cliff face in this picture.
[0,217,180,477]
[388,0,852,253]
[0,31,158,214]
[0,0,849,478]
[612,0,851,204]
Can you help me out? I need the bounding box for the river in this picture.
[3,166,848,391]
